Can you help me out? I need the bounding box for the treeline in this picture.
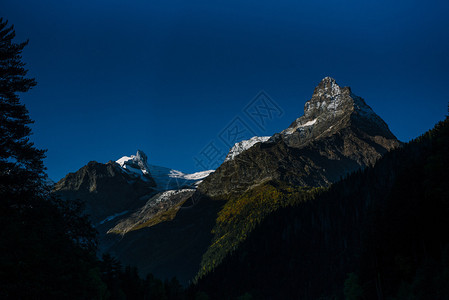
[99,254,185,299]
[192,115,449,299]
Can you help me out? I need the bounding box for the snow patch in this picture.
[116,156,133,166]
[149,189,195,205]
[148,164,214,190]
[301,118,317,127]
[116,150,152,179]
[316,77,342,98]
[284,118,318,134]
[224,136,271,162]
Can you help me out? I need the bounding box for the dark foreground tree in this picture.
[0,18,188,299]
[0,18,106,299]
[0,17,42,200]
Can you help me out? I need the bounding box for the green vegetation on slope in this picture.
[130,200,187,231]
[109,197,189,234]
[196,180,324,280]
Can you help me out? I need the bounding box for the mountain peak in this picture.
[278,77,396,146]
[116,150,214,190]
[116,150,152,179]
[199,78,400,197]
[135,150,148,164]
[304,77,353,118]
[312,77,346,98]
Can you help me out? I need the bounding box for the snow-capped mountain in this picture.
[54,150,214,226]
[53,151,217,284]
[198,77,400,197]
[116,150,214,190]
[281,76,390,139]
[116,150,153,180]
[222,77,395,166]
[53,160,156,224]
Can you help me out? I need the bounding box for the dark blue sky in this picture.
[2,0,448,181]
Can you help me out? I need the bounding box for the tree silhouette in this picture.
[0,18,103,298]
[0,19,188,298]
[0,18,45,202]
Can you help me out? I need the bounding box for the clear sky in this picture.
[2,0,448,181]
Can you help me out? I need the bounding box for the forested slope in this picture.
[193,115,449,299]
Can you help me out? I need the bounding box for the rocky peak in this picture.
[116,150,153,180]
[304,77,351,119]
[281,77,394,143]
[135,149,148,164]
[198,77,400,197]
[312,77,345,97]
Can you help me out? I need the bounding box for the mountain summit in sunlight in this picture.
[198,77,400,197]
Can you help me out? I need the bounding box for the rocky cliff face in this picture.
[281,77,395,144]
[54,160,156,224]
[108,189,196,235]
[198,77,400,198]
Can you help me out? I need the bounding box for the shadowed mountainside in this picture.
[193,116,449,299]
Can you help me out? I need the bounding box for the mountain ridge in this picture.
[54,76,401,285]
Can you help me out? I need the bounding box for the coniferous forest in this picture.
[1,16,449,299]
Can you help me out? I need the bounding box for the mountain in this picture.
[55,77,400,285]
[117,151,213,191]
[54,159,156,225]
[198,77,399,198]
[54,150,216,284]
[193,116,449,300]
[193,77,402,279]
[54,150,212,226]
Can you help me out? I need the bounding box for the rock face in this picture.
[54,160,156,224]
[198,77,400,198]
[280,76,395,147]
[108,189,196,235]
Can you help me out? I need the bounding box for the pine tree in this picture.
[0,18,186,299]
[0,18,103,298]
[0,17,45,205]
